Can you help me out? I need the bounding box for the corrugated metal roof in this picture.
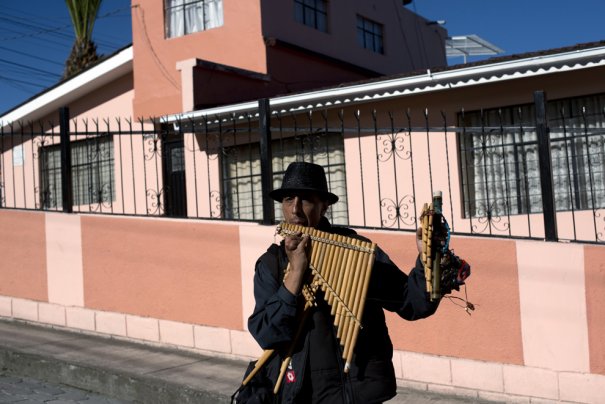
[163,41,605,124]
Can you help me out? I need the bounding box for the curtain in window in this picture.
[222,133,348,224]
[204,0,223,29]
[39,137,115,209]
[548,94,605,211]
[460,107,540,218]
[40,147,63,209]
[184,0,202,34]
[460,93,605,218]
[223,145,263,220]
[166,0,223,38]
[272,134,347,225]
[166,0,185,37]
[71,138,114,206]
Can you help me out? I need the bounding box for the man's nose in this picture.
[291,196,302,215]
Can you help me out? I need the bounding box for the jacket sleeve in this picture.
[247,255,300,350]
[367,246,440,320]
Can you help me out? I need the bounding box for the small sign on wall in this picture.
[13,145,24,166]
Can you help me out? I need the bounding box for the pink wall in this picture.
[0,210,603,402]
[585,245,605,374]
[0,210,47,301]
[261,0,446,74]
[132,0,446,117]
[80,216,243,330]
[363,230,524,364]
[132,0,266,117]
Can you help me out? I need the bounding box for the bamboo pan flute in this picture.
[277,222,377,372]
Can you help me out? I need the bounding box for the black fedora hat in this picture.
[270,162,339,205]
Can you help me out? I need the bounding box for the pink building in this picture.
[0,2,604,402]
[131,0,446,117]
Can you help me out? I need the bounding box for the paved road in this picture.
[0,372,128,404]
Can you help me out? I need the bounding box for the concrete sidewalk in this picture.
[0,319,499,403]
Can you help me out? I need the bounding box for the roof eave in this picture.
[1,46,133,128]
[162,45,605,124]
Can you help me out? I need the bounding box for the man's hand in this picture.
[283,232,310,295]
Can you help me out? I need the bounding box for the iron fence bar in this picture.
[116,118,124,214]
[106,119,115,215]
[203,116,212,217]
[127,119,137,215]
[188,118,199,218]
[155,118,163,216]
[217,115,225,218]
[496,109,512,236]
[581,106,599,241]
[534,91,557,241]
[559,107,578,241]
[377,111,388,229]
[424,109,435,198]
[19,124,26,208]
[271,126,530,134]
[405,109,418,231]
[320,110,328,219]
[87,120,96,213]
[31,122,40,209]
[517,109,533,236]
[95,119,103,213]
[59,107,73,213]
[479,109,494,235]
[9,124,16,208]
[72,120,81,213]
[50,124,59,211]
[245,114,254,221]
[442,111,456,232]
[139,118,149,216]
[460,109,475,230]
[354,110,366,226]
[338,110,348,224]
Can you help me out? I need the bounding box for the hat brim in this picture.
[269,188,339,205]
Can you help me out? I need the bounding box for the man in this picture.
[248,162,452,403]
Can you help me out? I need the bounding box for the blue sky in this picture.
[1,0,604,115]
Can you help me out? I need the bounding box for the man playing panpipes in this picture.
[247,162,466,404]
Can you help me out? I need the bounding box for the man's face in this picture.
[281,192,328,229]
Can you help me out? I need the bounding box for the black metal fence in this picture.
[0,92,603,244]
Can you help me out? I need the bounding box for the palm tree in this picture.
[63,0,103,79]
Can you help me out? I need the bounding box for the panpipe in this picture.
[242,222,376,394]
[277,222,376,374]
[421,191,443,301]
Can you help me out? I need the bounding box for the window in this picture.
[356,15,383,54]
[40,136,115,209]
[221,132,348,224]
[459,93,605,218]
[165,0,223,38]
[294,0,328,32]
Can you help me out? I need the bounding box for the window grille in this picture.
[39,136,115,209]
[165,0,223,38]
[459,93,605,218]
[221,132,348,224]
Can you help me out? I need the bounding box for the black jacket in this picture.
[248,218,439,403]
